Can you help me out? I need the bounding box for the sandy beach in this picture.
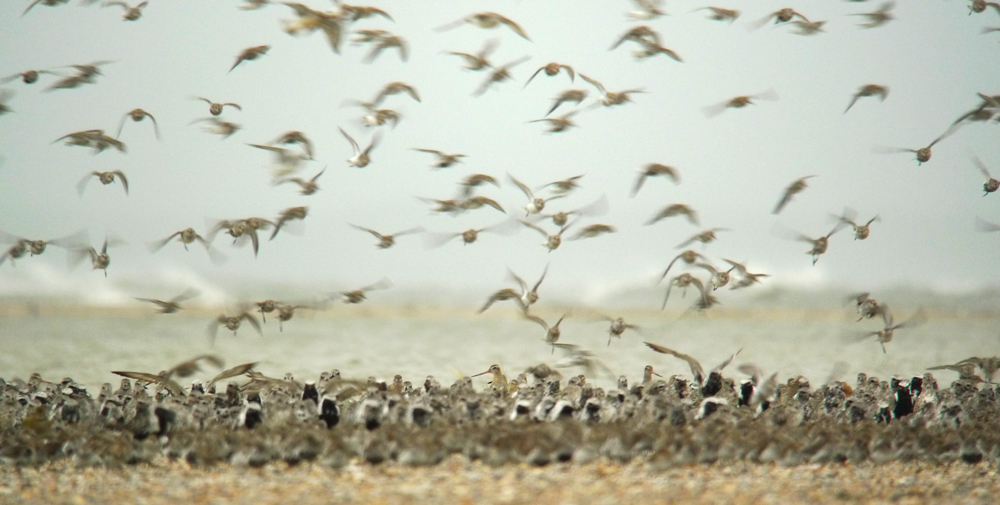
[2,457,998,505]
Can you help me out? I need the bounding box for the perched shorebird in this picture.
[471,364,511,395]
[2,69,60,85]
[373,82,420,106]
[646,343,741,394]
[339,127,380,167]
[850,1,895,27]
[974,157,1000,195]
[191,117,241,139]
[437,12,531,41]
[677,228,727,249]
[459,173,500,198]
[580,74,644,107]
[835,208,880,240]
[349,224,423,249]
[646,203,699,226]
[524,62,575,88]
[692,7,740,22]
[77,171,128,196]
[724,260,769,289]
[70,238,117,277]
[276,167,325,195]
[662,273,709,309]
[845,84,889,113]
[150,228,212,253]
[703,89,779,117]
[413,149,466,168]
[353,29,408,62]
[229,45,270,73]
[194,97,242,116]
[135,288,200,314]
[773,176,815,214]
[338,278,392,304]
[659,250,707,282]
[523,313,567,353]
[208,310,263,344]
[446,38,499,71]
[509,174,566,216]
[604,316,640,346]
[529,110,578,133]
[474,56,530,96]
[856,308,926,353]
[571,224,616,240]
[545,89,588,116]
[270,206,308,240]
[102,1,148,21]
[519,220,571,252]
[632,163,680,196]
[117,108,160,140]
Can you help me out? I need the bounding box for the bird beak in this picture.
[471,370,491,377]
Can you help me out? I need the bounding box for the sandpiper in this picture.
[524,62,575,88]
[77,171,128,196]
[571,224,616,240]
[969,0,1000,14]
[723,259,769,289]
[117,108,160,140]
[195,97,242,116]
[339,127,380,167]
[474,56,531,96]
[632,163,680,196]
[373,82,420,106]
[2,69,60,85]
[627,0,666,19]
[875,129,956,165]
[446,38,498,71]
[510,264,548,308]
[229,45,270,73]
[135,288,200,314]
[471,364,510,395]
[338,278,392,304]
[523,313,567,353]
[270,206,308,240]
[102,1,147,21]
[857,308,926,353]
[773,176,815,214]
[703,89,779,117]
[662,273,709,309]
[150,228,212,253]
[191,117,241,139]
[509,174,566,216]
[545,89,588,116]
[71,238,115,277]
[208,310,263,344]
[676,228,728,249]
[459,174,501,197]
[750,8,810,30]
[519,220,571,252]
[692,7,740,22]
[437,12,531,41]
[353,29,408,62]
[646,203,699,226]
[540,194,608,227]
[413,149,466,168]
[835,209,880,240]
[645,342,741,396]
[604,316,639,346]
[350,224,424,249]
[276,167,325,195]
[853,1,895,28]
[529,111,578,133]
[973,157,999,195]
[580,74,644,107]
[845,84,889,113]
[659,250,707,282]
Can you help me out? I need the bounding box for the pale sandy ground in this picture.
[1,457,997,505]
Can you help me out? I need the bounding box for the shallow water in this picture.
[1,306,996,391]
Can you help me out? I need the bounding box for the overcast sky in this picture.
[1,0,998,308]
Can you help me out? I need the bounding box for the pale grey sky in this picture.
[1,0,998,308]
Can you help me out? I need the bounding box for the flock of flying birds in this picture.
[1,0,999,387]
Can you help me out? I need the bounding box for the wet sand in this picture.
[1,457,997,505]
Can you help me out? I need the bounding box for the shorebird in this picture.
[194,97,242,116]
[478,288,523,313]
[737,364,779,406]
[974,157,1000,195]
[692,6,740,22]
[696,263,736,290]
[789,19,826,35]
[339,127,380,167]
[0,91,9,116]
[270,206,308,240]
[44,61,113,91]
[571,224,616,240]
[164,354,224,380]
[276,167,325,195]
[273,303,309,331]
[211,217,273,257]
[208,310,263,345]
[413,149,466,168]
[524,62,575,88]
[459,173,500,197]
[540,194,608,227]
[471,364,511,395]
[632,163,680,196]
[970,0,1000,14]
[150,228,211,253]
[646,203,699,226]
[874,129,957,165]
[941,357,1000,383]
[338,278,392,304]
[135,288,200,314]
[111,371,184,396]
[353,29,408,62]
[0,229,84,267]
[857,308,926,353]
[781,225,841,265]
[750,8,810,30]
[473,56,530,96]
[580,74,644,107]
[627,0,666,19]
[349,224,423,249]
[529,110,578,133]
[509,174,566,215]
[77,171,128,196]
[510,264,548,308]
[54,129,125,154]
[853,1,895,28]
[207,362,257,388]
[927,361,983,382]
[22,0,71,16]
[611,25,661,50]
[724,260,769,289]
[848,292,886,321]
[373,82,420,106]
[437,12,531,41]
[229,45,270,72]
[270,130,314,159]
[646,342,741,396]
[632,40,683,61]
[703,89,779,117]
[281,3,345,52]
[116,108,160,140]
[446,38,499,71]
[523,313,567,353]
[659,250,707,282]
[773,175,815,214]
[102,1,147,20]
[519,221,571,252]
[553,343,614,379]
[70,238,116,277]
[254,299,279,323]
[339,3,392,21]
[459,196,505,214]
[662,273,709,309]
[951,93,1000,126]
[835,209,880,240]
[545,89,588,116]
[191,117,241,139]
[845,84,889,113]
[676,228,728,249]
[604,316,640,346]
[2,69,60,85]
